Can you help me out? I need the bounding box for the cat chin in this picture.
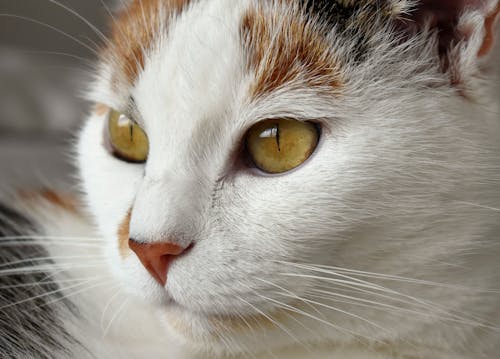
[155,301,304,356]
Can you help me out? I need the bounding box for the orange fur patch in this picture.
[241,4,343,99]
[478,2,500,57]
[118,210,132,258]
[107,0,192,84]
[94,103,109,116]
[19,190,78,214]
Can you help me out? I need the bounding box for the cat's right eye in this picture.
[104,109,149,163]
[245,119,320,174]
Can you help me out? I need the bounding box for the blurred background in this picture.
[0,0,112,190]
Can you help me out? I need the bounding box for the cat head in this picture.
[77,0,500,355]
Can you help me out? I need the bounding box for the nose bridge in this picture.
[130,171,210,247]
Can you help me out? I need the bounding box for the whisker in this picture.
[0,236,103,241]
[46,0,111,46]
[0,14,99,56]
[102,298,130,337]
[0,262,107,277]
[0,242,102,249]
[279,261,500,293]
[40,278,115,309]
[255,278,323,317]
[0,255,106,269]
[100,286,123,334]
[17,50,94,66]
[0,278,102,310]
[456,201,500,213]
[232,312,261,355]
[235,295,310,353]
[306,289,500,331]
[279,272,391,293]
[0,276,102,290]
[254,292,374,343]
[276,266,500,331]
[281,272,496,328]
[274,291,395,336]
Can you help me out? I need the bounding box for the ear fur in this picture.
[300,1,498,92]
[399,1,498,54]
[397,0,500,88]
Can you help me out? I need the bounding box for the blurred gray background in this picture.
[0,0,111,190]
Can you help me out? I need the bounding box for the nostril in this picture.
[128,238,191,286]
[184,242,195,254]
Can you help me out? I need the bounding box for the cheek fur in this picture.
[18,190,79,214]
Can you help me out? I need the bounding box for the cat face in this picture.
[77,0,500,355]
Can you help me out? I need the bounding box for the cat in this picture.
[1,0,500,358]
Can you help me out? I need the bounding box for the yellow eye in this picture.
[106,109,149,163]
[245,119,319,174]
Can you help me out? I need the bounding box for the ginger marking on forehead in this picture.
[241,4,343,99]
[108,0,192,84]
[118,210,132,258]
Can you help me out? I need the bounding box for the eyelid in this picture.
[98,102,142,126]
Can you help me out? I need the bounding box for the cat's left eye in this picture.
[104,109,149,163]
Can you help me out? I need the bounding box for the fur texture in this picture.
[2,0,500,358]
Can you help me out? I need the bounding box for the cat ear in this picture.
[399,0,500,56]
[397,0,500,85]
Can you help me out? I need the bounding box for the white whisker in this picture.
[275,291,395,336]
[235,295,310,353]
[0,278,100,310]
[255,292,373,342]
[0,14,99,56]
[103,298,130,337]
[0,262,107,277]
[277,260,500,293]
[0,236,103,241]
[100,286,124,334]
[0,255,106,269]
[40,278,115,309]
[46,0,111,46]
[456,201,500,213]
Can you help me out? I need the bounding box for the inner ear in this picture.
[409,0,475,55]
[389,0,500,93]
[400,0,499,57]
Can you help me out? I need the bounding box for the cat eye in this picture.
[105,109,149,163]
[245,119,319,174]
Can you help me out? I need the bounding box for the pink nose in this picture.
[128,239,187,286]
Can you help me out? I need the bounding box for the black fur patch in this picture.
[299,0,390,62]
[302,0,366,29]
[0,203,80,358]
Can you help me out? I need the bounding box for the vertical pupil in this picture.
[276,123,281,152]
[258,122,282,152]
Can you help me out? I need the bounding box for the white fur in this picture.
[32,0,500,357]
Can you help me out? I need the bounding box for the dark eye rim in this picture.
[102,109,149,164]
[243,119,322,175]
